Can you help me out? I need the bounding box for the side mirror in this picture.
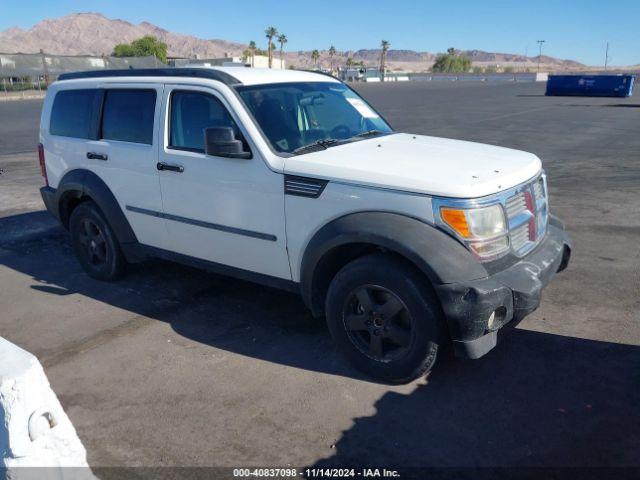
[204,127,251,159]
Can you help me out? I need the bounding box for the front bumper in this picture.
[435,215,571,359]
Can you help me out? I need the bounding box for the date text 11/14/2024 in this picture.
[232,468,401,478]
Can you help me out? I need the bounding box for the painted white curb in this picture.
[1,337,95,478]
[0,92,46,102]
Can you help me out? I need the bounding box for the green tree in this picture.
[277,34,288,66]
[328,45,336,71]
[113,35,168,63]
[113,43,135,57]
[432,47,471,73]
[265,27,278,68]
[311,49,320,68]
[380,40,390,80]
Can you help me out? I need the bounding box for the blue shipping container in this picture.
[546,74,635,97]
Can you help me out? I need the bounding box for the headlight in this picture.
[437,203,509,261]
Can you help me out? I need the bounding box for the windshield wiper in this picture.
[351,129,383,139]
[292,138,341,155]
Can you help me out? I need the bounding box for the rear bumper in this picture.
[435,215,571,359]
[40,186,59,220]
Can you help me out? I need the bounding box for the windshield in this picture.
[236,82,393,154]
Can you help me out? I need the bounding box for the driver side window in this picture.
[169,90,241,152]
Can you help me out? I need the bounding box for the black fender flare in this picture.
[55,169,138,247]
[299,212,488,314]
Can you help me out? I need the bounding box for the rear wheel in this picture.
[325,254,445,383]
[69,201,126,281]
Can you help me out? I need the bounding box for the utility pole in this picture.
[604,41,610,71]
[536,40,545,73]
[0,56,6,95]
[40,49,50,86]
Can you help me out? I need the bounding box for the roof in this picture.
[57,66,340,87]
[212,67,340,86]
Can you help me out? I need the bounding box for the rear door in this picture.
[46,87,101,185]
[84,84,168,249]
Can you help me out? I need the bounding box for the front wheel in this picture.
[325,254,445,383]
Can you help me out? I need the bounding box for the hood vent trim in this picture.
[285,175,329,198]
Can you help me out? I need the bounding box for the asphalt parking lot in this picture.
[0,81,639,471]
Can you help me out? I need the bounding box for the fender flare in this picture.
[55,169,138,247]
[299,212,488,314]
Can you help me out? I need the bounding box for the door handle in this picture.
[87,152,108,161]
[157,162,184,173]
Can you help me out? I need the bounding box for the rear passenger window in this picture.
[101,89,156,144]
[169,91,239,152]
[50,89,100,139]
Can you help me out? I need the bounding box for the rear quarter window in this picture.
[50,89,100,139]
[101,89,156,145]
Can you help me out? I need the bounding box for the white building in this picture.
[247,55,285,69]
[169,54,285,70]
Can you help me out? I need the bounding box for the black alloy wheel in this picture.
[69,201,126,281]
[325,253,445,383]
[77,218,108,267]
[343,284,414,362]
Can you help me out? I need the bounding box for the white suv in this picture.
[39,67,571,383]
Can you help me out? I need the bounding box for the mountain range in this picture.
[0,12,588,71]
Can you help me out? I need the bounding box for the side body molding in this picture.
[299,212,488,314]
[55,169,140,258]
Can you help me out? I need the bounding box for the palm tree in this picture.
[328,45,336,72]
[265,27,278,68]
[311,49,320,68]
[248,40,257,67]
[346,57,354,68]
[277,34,288,67]
[380,40,390,81]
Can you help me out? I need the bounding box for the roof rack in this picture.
[57,68,242,85]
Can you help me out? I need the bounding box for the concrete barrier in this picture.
[1,337,94,478]
[0,91,46,102]
[404,73,547,83]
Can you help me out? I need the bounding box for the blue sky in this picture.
[2,0,639,66]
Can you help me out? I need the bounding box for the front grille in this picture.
[533,178,544,200]
[505,192,527,218]
[509,223,530,252]
[504,174,548,256]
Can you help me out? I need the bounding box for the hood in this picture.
[283,133,542,198]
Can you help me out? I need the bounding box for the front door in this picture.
[155,85,290,280]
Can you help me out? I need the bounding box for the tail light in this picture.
[38,143,49,186]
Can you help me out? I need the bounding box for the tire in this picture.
[325,253,445,383]
[69,200,126,281]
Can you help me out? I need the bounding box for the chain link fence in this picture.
[0,52,165,95]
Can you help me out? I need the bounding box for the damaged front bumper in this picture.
[435,215,572,359]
